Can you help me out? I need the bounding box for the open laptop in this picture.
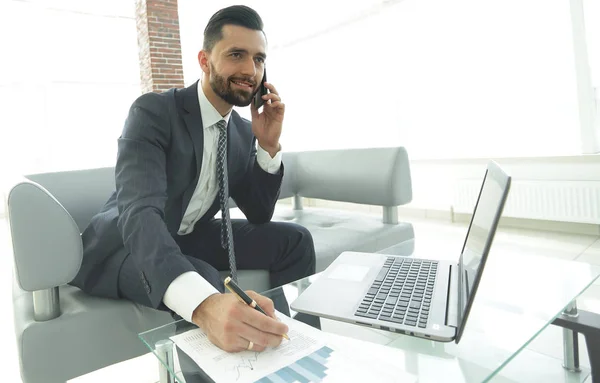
[290,161,511,343]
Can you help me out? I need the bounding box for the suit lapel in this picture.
[180,81,204,215]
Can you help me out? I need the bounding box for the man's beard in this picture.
[209,63,257,107]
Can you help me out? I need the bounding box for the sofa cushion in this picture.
[271,207,415,271]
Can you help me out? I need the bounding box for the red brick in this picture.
[136,0,184,93]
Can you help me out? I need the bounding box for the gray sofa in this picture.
[260,147,414,271]
[6,146,413,383]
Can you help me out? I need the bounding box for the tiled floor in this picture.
[2,216,599,382]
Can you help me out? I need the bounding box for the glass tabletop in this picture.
[139,250,600,383]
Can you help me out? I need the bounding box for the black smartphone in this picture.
[253,69,268,109]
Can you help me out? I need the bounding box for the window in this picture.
[0,0,139,183]
[577,0,600,153]
[1,0,598,186]
[180,0,593,158]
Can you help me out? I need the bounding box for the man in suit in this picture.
[71,5,316,353]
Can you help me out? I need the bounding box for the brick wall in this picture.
[135,0,184,93]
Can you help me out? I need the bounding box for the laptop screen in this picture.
[455,162,511,342]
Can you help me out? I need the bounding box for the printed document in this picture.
[170,311,417,383]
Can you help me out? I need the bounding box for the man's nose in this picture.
[240,58,257,77]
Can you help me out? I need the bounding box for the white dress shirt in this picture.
[162,83,283,323]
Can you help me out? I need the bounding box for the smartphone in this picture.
[253,69,268,109]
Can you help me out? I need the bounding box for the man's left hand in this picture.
[251,82,284,157]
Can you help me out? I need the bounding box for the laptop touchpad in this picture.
[327,264,371,282]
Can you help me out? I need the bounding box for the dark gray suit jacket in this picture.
[70,81,283,308]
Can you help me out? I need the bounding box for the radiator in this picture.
[452,180,600,224]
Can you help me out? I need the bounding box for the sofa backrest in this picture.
[23,160,296,233]
[8,168,115,291]
[22,146,412,233]
[27,167,115,233]
[285,147,412,207]
[279,151,297,200]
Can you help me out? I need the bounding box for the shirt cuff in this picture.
[256,144,282,174]
[163,271,219,323]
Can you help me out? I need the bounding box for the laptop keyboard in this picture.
[354,257,438,328]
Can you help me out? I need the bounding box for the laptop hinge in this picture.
[445,264,459,328]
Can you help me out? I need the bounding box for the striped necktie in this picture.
[215,119,237,282]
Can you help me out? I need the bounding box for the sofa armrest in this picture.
[293,147,412,206]
[7,180,83,291]
[279,151,298,200]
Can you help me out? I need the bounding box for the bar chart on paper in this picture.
[254,345,404,383]
[254,346,334,383]
[170,312,415,383]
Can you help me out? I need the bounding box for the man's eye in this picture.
[231,53,242,58]
[255,57,265,64]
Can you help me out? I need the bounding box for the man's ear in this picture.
[198,50,210,74]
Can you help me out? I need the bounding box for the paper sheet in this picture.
[170,311,418,383]
[319,333,418,383]
[170,313,325,383]
[253,344,417,383]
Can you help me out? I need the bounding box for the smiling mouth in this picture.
[230,80,254,90]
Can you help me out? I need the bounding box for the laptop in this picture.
[290,161,511,343]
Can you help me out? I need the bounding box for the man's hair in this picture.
[203,5,265,52]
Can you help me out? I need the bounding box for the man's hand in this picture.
[251,82,284,157]
[192,290,289,353]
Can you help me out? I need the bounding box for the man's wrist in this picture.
[192,293,218,326]
[258,142,281,158]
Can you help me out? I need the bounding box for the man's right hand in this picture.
[192,291,289,353]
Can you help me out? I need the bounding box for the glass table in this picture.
[139,250,600,383]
